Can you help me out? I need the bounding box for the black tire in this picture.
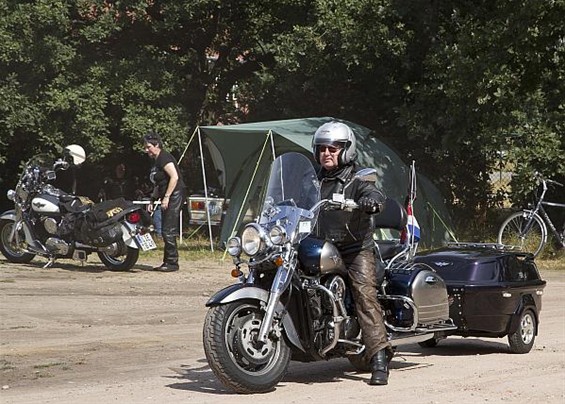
[0,220,35,264]
[203,300,291,394]
[508,309,537,354]
[498,212,546,257]
[97,241,139,271]
[418,335,440,348]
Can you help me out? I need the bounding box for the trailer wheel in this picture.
[508,309,536,354]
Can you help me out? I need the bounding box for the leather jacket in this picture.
[315,163,385,255]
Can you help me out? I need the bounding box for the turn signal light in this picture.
[231,268,243,278]
[273,256,284,267]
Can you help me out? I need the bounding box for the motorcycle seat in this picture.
[375,240,406,261]
[61,196,93,213]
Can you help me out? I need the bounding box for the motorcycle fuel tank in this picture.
[31,195,60,214]
[298,237,347,276]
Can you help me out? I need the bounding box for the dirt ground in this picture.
[1,254,564,404]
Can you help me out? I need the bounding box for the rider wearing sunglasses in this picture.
[312,121,392,385]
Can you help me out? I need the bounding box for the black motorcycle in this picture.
[203,152,456,393]
[0,145,155,270]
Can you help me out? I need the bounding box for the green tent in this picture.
[180,117,455,249]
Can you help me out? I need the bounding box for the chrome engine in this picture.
[42,217,59,234]
[45,237,70,255]
[309,275,360,353]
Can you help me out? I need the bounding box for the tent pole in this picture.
[176,126,199,244]
[197,128,214,251]
[222,131,273,260]
[269,130,276,159]
[178,126,198,165]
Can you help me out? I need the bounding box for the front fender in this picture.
[0,211,36,245]
[206,283,270,307]
[0,210,16,221]
[206,283,305,352]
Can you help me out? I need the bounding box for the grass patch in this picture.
[33,362,65,369]
[1,360,15,371]
[140,229,227,262]
[537,259,565,271]
[0,279,15,283]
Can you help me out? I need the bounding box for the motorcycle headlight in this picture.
[226,237,242,257]
[269,225,286,245]
[6,190,15,201]
[241,224,265,256]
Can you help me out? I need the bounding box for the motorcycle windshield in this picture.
[17,153,53,184]
[259,152,320,243]
[27,153,54,171]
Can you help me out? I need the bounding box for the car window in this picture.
[433,261,499,282]
[503,256,540,282]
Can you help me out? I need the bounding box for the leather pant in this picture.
[343,248,391,359]
[161,189,185,265]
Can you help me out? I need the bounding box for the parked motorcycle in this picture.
[203,152,456,393]
[0,145,156,270]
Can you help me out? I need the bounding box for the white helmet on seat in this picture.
[312,121,357,166]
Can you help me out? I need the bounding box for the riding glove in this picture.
[358,197,381,213]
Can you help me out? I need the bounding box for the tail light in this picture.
[126,211,141,224]
[191,200,205,210]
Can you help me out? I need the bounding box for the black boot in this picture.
[369,349,392,385]
[158,234,179,271]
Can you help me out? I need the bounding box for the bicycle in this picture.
[498,174,565,257]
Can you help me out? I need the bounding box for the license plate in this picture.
[135,233,157,251]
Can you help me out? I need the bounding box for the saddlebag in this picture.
[382,264,450,328]
[76,198,135,247]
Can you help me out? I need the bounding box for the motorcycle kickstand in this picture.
[43,256,56,268]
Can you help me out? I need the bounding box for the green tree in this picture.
[244,0,564,226]
[0,0,306,198]
[1,0,563,230]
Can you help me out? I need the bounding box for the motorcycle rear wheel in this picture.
[203,300,291,393]
[0,220,35,264]
[97,241,138,271]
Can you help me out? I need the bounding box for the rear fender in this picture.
[507,294,539,336]
[206,283,304,352]
[119,222,137,248]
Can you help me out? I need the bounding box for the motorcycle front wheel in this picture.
[0,220,35,264]
[97,240,139,271]
[203,300,291,394]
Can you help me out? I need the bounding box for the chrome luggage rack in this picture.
[447,241,508,250]
[445,241,535,258]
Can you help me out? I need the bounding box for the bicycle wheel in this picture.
[498,211,547,257]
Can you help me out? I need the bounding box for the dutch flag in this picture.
[400,161,421,247]
[404,202,421,243]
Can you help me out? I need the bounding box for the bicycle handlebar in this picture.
[546,178,564,187]
[534,172,563,188]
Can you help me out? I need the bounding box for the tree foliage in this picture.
[0,0,563,226]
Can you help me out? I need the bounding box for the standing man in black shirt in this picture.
[143,131,186,272]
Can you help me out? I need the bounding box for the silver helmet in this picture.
[312,121,357,166]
